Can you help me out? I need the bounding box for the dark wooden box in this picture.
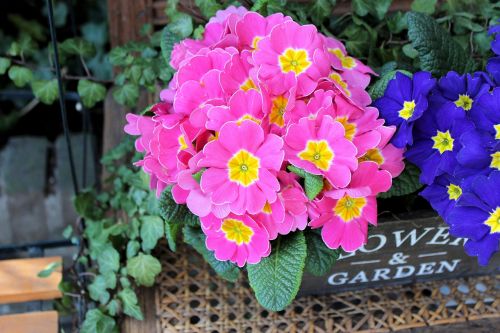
[299,213,500,296]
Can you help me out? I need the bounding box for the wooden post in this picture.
[106,1,160,332]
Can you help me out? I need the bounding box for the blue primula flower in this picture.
[486,22,500,85]
[429,71,490,117]
[471,87,500,140]
[374,71,436,148]
[406,107,474,185]
[420,173,471,219]
[455,129,499,179]
[447,171,500,266]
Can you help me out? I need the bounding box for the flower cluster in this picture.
[375,23,500,265]
[125,7,404,267]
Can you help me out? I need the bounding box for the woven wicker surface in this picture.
[156,245,500,333]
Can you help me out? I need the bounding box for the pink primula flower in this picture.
[276,171,309,234]
[203,213,271,267]
[253,21,330,96]
[236,12,291,51]
[124,114,155,153]
[309,194,377,252]
[220,50,259,97]
[199,120,284,215]
[284,115,357,188]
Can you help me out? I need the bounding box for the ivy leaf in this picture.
[60,37,96,58]
[118,288,144,321]
[411,0,437,15]
[407,12,475,76]
[309,0,335,25]
[126,240,140,259]
[183,225,240,282]
[378,163,422,198]
[0,57,11,75]
[168,13,193,38]
[304,231,340,277]
[112,83,139,107]
[106,299,121,316]
[81,309,117,333]
[73,190,103,220]
[37,261,61,278]
[352,0,392,20]
[97,245,120,274]
[8,65,33,87]
[32,79,58,104]
[140,215,164,252]
[247,232,307,311]
[194,0,222,19]
[78,79,106,108]
[126,252,162,287]
[109,47,133,66]
[88,275,111,305]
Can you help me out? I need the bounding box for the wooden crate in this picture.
[300,214,500,295]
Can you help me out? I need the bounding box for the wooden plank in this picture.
[0,257,62,304]
[300,216,500,295]
[0,311,58,333]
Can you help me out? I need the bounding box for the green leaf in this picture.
[194,0,222,19]
[369,70,412,100]
[106,299,121,316]
[247,232,307,311]
[81,309,117,333]
[165,220,182,252]
[126,252,162,287]
[31,79,58,104]
[109,47,133,66]
[287,165,323,200]
[118,288,144,321]
[352,0,392,20]
[161,25,181,66]
[309,0,335,25]
[168,13,193,38]
[0,57,11,75]
[112,83,139,107]
[158,189,181,222]
[98,245,120,274]
[402,44,419,59]
[126,240,140,259]
[183,225,240,282]
[60,38,96,58]
[379,163,422,198]
[62,225,73,239]
[304,231,340,277]
[386,11,408,34]
[304,173,324,200]
[8,66,33,87]
[407,12,476,76]
[140,216,164,252]
[73,190,102,220]
[78,79,106,108]
[88,275,111,305]
[37,261,61,278]
[411,0,437,15]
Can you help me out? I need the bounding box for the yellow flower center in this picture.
[334,195,367,222]
[221,218,254,245]
[359,148,385,165]
[329,72,351,96]
[178,135,188,150]
[484,207,500,234]
[269,95,288,127]
[454,94,473,111]
[298,140,334,171]
[336,117,357,141]
[490,151,500,170]
[279,48,311,75]
[432,130,454,154]
[228,149,260,187]
[447,183,462,201]
[329,48,356,70]
[494,124,500,140]
[399,100,416,120]
[236,114,262,126]
[240,78,257,92]
[262,201,272,214]
[252,36,262,50]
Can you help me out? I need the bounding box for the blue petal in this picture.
[464,235,500,266]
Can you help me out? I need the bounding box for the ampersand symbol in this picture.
[389,252,410,265]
